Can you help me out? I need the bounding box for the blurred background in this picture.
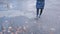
[0,0,60,34]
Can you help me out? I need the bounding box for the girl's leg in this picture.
[39,9,43,18]
[40,9,43,15]
[36,8,39,17]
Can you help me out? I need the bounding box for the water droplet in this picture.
[50,28,56,31]
[5,20,8,22]
[25,21,28,23]
[9,26,12,29]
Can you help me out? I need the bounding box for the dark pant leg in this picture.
[40,9,43,15]
[37,8,39,17]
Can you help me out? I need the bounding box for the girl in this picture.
[36,0,45,18]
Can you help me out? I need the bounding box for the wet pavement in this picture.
[0,0,60,34]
